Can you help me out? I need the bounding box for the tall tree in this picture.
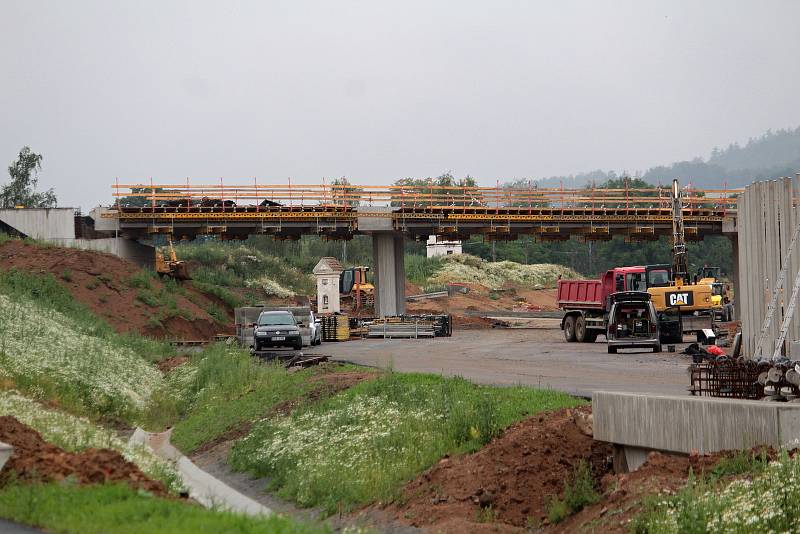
[1,147,57,208]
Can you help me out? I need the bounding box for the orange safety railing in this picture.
[112,180,742,212]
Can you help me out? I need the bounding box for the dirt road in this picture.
[309,323,692,398]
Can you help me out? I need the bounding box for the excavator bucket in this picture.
[171,262,191,281]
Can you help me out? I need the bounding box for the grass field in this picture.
[151,345,365,454]
[0,483,327,534]
[229,372,583,513]
[0,284,163,421]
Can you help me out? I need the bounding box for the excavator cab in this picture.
[696,266,722,284]
[155,239,191,280]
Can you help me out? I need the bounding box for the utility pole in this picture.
[342,240,347,264]
[491,241,496,262]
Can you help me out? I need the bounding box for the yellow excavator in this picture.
[647,179,715,334]
[155,238,191,280]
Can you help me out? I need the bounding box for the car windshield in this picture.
[258,314,295,326]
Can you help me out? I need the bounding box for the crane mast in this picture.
[670,179,688,285]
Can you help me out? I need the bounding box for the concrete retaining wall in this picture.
[51,238,155,269]
[593,391,800,456]
[737,177,800,358]
[0,208,75,239]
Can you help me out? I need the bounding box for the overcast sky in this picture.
[2,0,800,208]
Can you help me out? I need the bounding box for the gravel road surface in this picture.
[309,322,692,398]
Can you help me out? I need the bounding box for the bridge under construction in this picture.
[101,181,742,316]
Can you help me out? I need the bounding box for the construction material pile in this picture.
[0,416,168,496]
[689,353,800,401]
[367,318,435,339]
[357,314,452,339]
[320,314,350,341]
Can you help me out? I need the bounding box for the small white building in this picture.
[313,257,344,314]
[426,235,462,258]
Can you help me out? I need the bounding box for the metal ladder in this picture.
[772,262,800,359]
[755,220,800,358]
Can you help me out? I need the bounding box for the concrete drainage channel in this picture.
[128,428,271,516]
[0,441,12,471]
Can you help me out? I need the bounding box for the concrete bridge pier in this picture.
[372,232,406,317]
[356,207,405,317]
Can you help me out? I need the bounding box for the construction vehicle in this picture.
[558,266,648,342]
[339,266,375,312]
[155,238,191,280]
[646,180,715,334]
[693,266,734,321]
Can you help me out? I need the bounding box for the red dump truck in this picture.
[557,265,672,343]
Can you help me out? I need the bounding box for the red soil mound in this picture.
[0,240,231,340]
[550,448,767,533]
[0,416,168,496]
[376,406,612,533]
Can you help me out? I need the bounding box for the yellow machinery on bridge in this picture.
[647,180,716,333]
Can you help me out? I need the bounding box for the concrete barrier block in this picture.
[593,391,800,454]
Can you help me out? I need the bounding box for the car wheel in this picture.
[564,316,577,342]
[293,341,303,351]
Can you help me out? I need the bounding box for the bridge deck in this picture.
[106,182,741,240]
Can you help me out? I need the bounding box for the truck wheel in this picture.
[584,330,598,343]
[564,316,577,342]
[608,346,617,354]
[654,343,662,353]
[575,316,587,342]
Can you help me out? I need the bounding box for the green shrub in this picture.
[61,268,73,282]
[206,304,228,324]
[192,281,244,308]
[136,289,161,307]
[632,450,790,533]
[546,461,600,523]
[85,278,100,290]
[127,269,153,289]
[405,254,443,286]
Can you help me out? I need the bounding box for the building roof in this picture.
[313,256,344,274]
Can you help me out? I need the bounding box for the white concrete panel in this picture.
[0,208,75,239]
[592,391,800,454]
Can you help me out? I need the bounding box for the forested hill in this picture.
[534,126,800,189]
